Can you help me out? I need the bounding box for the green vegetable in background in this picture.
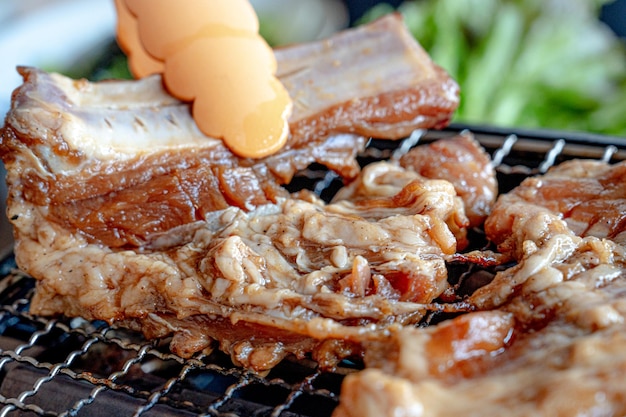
[360,0,626,136]
[67,0,626,136]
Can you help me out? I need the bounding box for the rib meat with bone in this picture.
[1,15,458,249]
[0,16,466,371]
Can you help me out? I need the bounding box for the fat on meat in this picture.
[332,160,470,251]
[336,226,626,417]
[335,158,626,417]
[485,159,626,260]
[0,15,463,372]
[15,164,462,371]
[398,131,497,228]
[0,14,459,249]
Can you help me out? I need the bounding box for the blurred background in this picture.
[1,0,626,255]
[1,0,625,132]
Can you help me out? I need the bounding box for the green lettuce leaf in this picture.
[360,0,626,135]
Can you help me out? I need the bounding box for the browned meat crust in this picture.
[337,223,626,417]
[485,159,626,260]
[0,68,363,249]
[0,17,463,370]
[18,166,463,371]
[332,160,471,251]
[399,131,497,228]
[334,159,626,417]
[277,13,459,145]
[0,15,458,249]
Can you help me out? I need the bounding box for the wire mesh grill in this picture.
[0,124,625,417]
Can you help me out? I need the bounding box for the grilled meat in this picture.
[398,131,497,228]
[0,14,459,249]
[15,165,462,371]
[0,16,463,370]
[333,131,498,252]
[332,160,471,251]
[336,223,626,417]
[485,159,626,260]
[335,158,626,417]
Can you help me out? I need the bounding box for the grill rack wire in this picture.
[0,124,625,417]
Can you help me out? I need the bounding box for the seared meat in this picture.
[19,165,462,371]
[333,161,470,250]
[333,132,497,249]
[485,159,626,260]
[0,67,364,249]
[335,158,626,417]
[0,13,462,373]
[0,14,458,249]
[398,131,497,228]
[0,14,463,374]
[336,231,626,417]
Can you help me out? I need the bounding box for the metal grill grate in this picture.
[0,124,625,417]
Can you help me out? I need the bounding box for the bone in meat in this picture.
[0,14,459,249]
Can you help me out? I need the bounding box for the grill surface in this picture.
[0,124,625,417]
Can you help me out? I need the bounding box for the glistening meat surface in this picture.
[17,164,464,371]
[398,131,497,228]
[0,14,464,373]
[332,160,470,251]
[485,159,626,260]
[335,159,626,417]
[0,14,458,249]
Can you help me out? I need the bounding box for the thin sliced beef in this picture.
[485,159,626,260]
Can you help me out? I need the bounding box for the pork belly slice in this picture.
[19,162,466,371]
[485,159,626,260]
[335,232,626,417]
[0,14,458,248]
[398,131,497,228]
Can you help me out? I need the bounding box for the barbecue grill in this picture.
[1,124,625,417]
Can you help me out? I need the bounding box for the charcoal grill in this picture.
[0,124,625,417]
